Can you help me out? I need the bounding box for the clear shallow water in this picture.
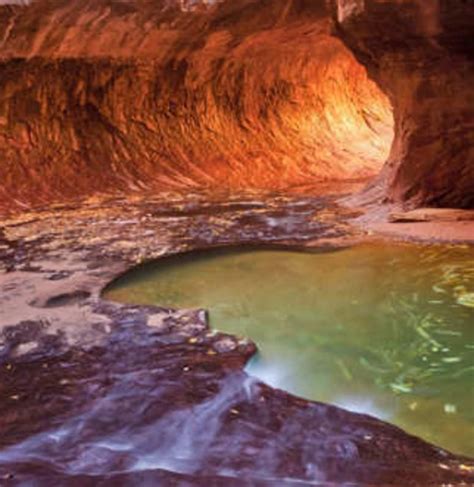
[104,243,474,457]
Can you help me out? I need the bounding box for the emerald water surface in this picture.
[104,243,474,456]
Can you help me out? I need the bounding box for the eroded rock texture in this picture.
[1,194,473,485]
[332,0,474,209]
[0,0,394,213]
[1,0,473,213]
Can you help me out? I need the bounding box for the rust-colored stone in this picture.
[332,0,474,209]
[0,0,393,213]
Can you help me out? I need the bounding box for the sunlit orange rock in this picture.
[0,0,472,213]
[0,0,393,212]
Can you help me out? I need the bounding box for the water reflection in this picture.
[104,243,474,456]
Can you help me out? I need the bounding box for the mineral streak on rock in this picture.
[0,0,393,213]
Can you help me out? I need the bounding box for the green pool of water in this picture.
[104,243,474,457]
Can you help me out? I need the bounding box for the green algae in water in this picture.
[104,243,474,457]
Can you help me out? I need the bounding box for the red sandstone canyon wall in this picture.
[0,0,392,212]
[0,0,472,213]
[332,0,474,208]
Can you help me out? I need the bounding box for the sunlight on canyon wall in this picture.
[0,0,393,212]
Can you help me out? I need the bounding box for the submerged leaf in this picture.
[390,383,412,394]
[456,292,474,308]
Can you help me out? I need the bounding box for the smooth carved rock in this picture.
[0,194,473,484]
[389,208,474,223]
[332,0,474,209]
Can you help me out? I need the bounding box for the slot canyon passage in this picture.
[0,0,474,485]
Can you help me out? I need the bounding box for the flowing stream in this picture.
[104,242,474,457]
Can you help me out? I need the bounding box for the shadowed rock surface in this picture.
[1,192,473,485]
[333,0,474,208]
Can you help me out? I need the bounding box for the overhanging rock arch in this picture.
[0,0,395,211]
[331,0,474,209]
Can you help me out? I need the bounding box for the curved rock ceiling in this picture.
[333,0,474,209]
[0,0,472,212]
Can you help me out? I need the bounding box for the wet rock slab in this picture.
[0,192,473,486]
